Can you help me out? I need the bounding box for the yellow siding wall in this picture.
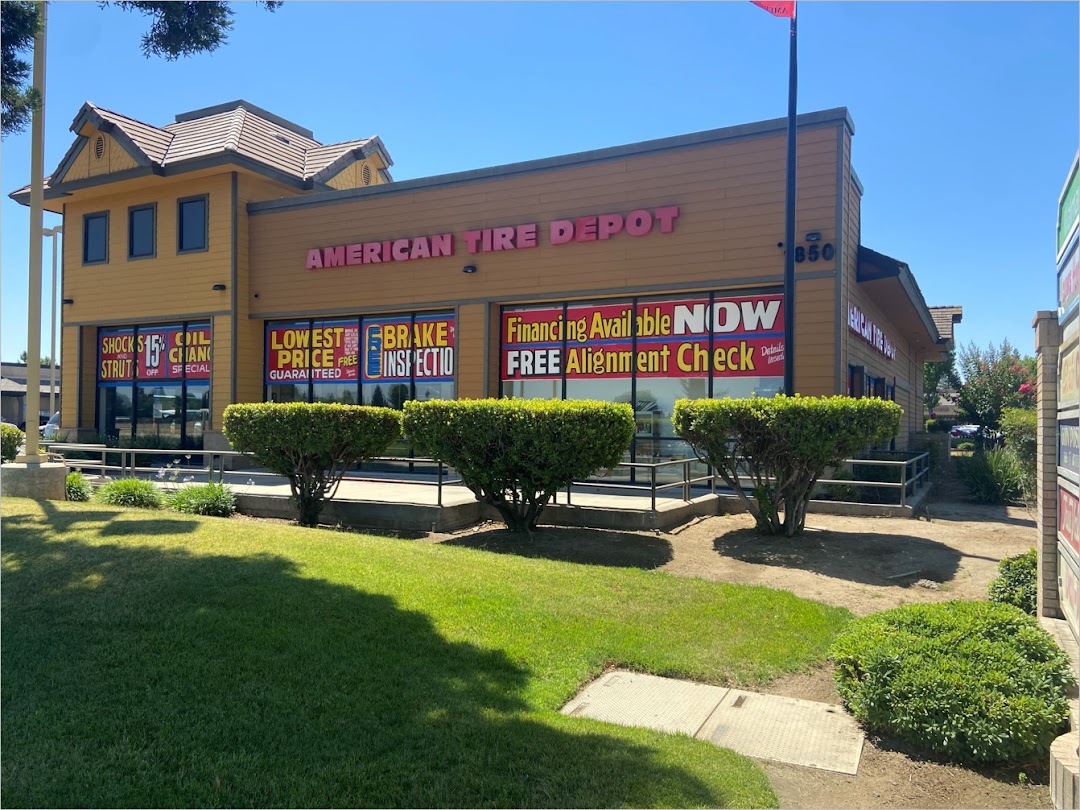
[63,173,233,430]
[249,125,843,397]
[456,303,488,398]
[234,174,307,412]
[839,130,922,447]
[63,129,139,182]
[324,156,388,191]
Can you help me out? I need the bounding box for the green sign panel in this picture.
[1060,154,1080,256]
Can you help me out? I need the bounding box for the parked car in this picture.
[39,411,60,439]
[950,424,980,439]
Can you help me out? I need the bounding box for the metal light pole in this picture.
[20,2,47,462]
[43,226,63,417]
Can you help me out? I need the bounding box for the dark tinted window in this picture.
[129,205,155,258]
[178,197,207,252]
[83,213,108,263]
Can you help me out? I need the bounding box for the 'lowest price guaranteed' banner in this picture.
[265,316,455,384]
[501,295,784,381]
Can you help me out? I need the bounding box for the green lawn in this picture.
[2,498,851,808]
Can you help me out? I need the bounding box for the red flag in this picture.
[752,0,795,18]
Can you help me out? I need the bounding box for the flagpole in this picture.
[783,8,797,396]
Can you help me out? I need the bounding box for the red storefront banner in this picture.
[362,315,456,383]
[99,325,211,382]
[1061,486,1079,555]
[266,321,360,384]
[501,295,784,381]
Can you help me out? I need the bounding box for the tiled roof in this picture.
[91,103,174,163]
[928,306,963,342]
[27,100,393,195]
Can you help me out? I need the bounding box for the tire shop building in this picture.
[11,101,956,461]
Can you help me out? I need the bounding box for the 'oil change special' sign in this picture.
[99,326,211,382]
[501,295,784,382]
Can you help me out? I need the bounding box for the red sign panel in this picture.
[266,321,360,384]
[99,325,210,382]
[1061,486,1079,555]
[501,295,784,382]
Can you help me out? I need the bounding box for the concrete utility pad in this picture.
[562,671,729,736]
[562,670,864,775]
[697,689,864,775]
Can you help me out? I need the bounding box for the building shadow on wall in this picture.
[3,503,719,808]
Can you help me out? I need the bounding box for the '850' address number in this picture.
[794,243,834,263]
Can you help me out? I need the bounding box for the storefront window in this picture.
[135,384,184,449]
[96,322,211,448]
[266,311,456,410]
[501,290,784,475]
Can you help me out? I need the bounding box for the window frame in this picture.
[82,210,109,265]
[127,202,157,260]
[176,194,209,254]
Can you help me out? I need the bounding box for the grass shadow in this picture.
[713,527,963,587]
[442,526,674,570]
[2,503,747,808]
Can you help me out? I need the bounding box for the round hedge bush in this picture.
[1,423,24,463]
[93,478,163,509]
[166,482,236,517]
[988,548,1036,615]
[65,471,92,502]
[830,600,1075,765]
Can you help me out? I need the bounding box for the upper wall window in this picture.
[128,204,155,259]
[177,195,208,253]
[83,211,108,264]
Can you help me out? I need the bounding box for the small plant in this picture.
[988,548,1036,615]
[830,600,1075,765]
[1000,408,1037,502]
[957,448,1023,504]
[65,471,92,502]
[166,482,236,517]
[1,423,24,463]
[93,478,163,509]
[955,440,976,452]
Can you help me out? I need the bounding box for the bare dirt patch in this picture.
[433,495,1052,809]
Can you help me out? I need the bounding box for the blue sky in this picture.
[2,1,1076,367]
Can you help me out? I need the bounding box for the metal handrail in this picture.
[47,441,929,514]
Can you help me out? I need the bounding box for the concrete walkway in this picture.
[561,670,864,775]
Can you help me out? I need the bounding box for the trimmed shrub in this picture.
[404,399,635,533]
[224,403,401,527]
[673,396,901,536]
[830,601,1075,765]
[166,482,236,517]
[1000,408,1037,501]
[65,471,92,502]
[1,423,24,463]
[988,548,1037,615]
[93,478,163,509]
[957,448,1022,504]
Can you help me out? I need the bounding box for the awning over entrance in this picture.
[856,246,948,360]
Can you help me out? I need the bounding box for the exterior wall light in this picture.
[805,232,822,241]
[462,265,477,274]
[62,298,74,305]
[212,283,227,291]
